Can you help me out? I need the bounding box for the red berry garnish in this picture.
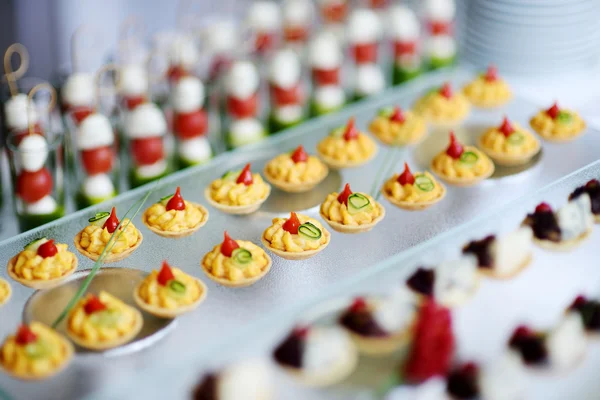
[337,183,353,206]
[499,116,514,137]
[220,231,240,257]
[398,163,415,185]
[546,102,560,119]
[571,295,587,309]
[535,202,553,213]
[84,294,107,315]
[293,326,310,339]
[484,65,498,82]
[390,106,406,123]
[103,207,120,234]
[446,132,464,159]
[157,260,175,286]
[461,362,479,376]
[166,187,186,211]
[349,297,368,313]
[37,239,58,259]
[343,117,359,141]
[439,82,453,99]
[586,179,599,189]
[290,145,308,163]
[236,164,253,186]
[282,212,301,235]
[510,325,534,342]
[15,325,38,345]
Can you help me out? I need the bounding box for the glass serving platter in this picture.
[1,67,598,400]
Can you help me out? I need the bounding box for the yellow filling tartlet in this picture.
[431,147,493,180]
[137,268,204,309]
[0,278,10,305]
[67,292,140,347]
[263,215,329,253]
[264,154,327,185]
[462,76,512,107]
[317,133,377,164]
[144,200,206,232]
[383,172,444,204]
[530,109,586,140]
[479,124,539,157]
[208,174,270,206]
[78,219,140,256]
[0,323,73,379]
[321,192,382,226]
[414,91,470,124]
[368,110,427,146]
[11,243,76,282]
[202,240,270,283]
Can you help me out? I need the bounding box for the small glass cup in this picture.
[6,130,66,232]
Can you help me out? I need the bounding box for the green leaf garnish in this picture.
[557,111,572,124]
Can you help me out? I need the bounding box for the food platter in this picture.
[1,68,599,399]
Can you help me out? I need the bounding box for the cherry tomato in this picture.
[167,65,188,83]
[352,43,378,64]
[429,21,453,35]
[166,187,186,211]
[236,164,253,186]
[124,95,146,111]
[17,168,53,203]
[282,212,301,234]
[291,145,308,163]
[398,163,415,185]
[445,132,464,159]
[15,325,37,345]
[103,207,120,233]
[255,32,275,54]
[284,26,308,43]
[322,2,347,23]
[271,84,301,106]
[393,40,418,56]
[71,106,94,126]
[131,137,164,166]
[157,260,175,286]
[312,68,340,86]
[227,94,258,119]
[220,231,240,257]
[84,295,107,315]
[81,146,114,175]
[174,110,207,140]
[38,239,58,258]
[337,183,353,206]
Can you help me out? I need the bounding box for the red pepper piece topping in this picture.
[337,183,353,206]
[15,325,38,345]
[499,116,515,137]
[157,260,175,286]
[282,212,301,234]
[290,145,308,163]
[484,65,498,82]
[390,106,406,123]
[439,83,453,99]
[236,164,254,186]
[546,102,560,119]
[398,163,415,185]
[292,325,310,339]
[103,207,120,234]
[535,202,553,213]
[166,187,186,211]
[84,294,107,315]
[446,132,464,159]
[343,117,359,141]
[220,231,240,257]
[349,297,367,313]
[37,239,58,259]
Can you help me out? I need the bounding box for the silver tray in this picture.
[1,68,599,400]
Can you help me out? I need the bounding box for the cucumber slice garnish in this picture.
[330,126,345,138]
[460,151,478,165]
[415,175,435,192]
[159,194,174,206]
[221,170,240,182]
[88,212,110,227]
[168,280,186,296]
[348,193,372,215]
[298,222,322,240]
[232,248,252,267]
[24,341,49,359]
[90,309,120,328]
[377,107,395,118]
[557,111,572,124]
[507,132,525,145]
[24,237,49,252]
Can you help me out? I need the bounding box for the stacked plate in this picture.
[457,0,600,74]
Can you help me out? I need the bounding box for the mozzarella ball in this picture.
[425,35,456,59]
[136,159,168,178]
[354,64,385,96]
[4,94,39,131]
[309,31,342,69]
[78,113,114,150]
[314,85,345,109]
[169,34,199,69]
[23,195,57,215]
[203,20,238,55]
[83,173,115,200]
[388,5,421,40]
[423,0,456,21]
[269,49,301,88]
[172,76,205,113]
[283,0,313,26]
[226,61,259,98]
[62,72,96,107]
[178,136,212,163]
[18,134,48,171]
[126,103,167,138]
[347,9,381,44]
[119,64,148,96]
[246,1,281,31]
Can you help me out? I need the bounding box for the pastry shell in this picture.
[133,277,208,318]
[204,186,271,215]
[320,203,386,234]
[261,229,331,261]
[263,165,329,193]
[477,135,541,167]
[200,252,273,288]
[7,254,78,290]
[345,325,413,356]
[477,253,533,280]
[530,228,592,252]
[381,182,447,211]
[430,159,495,187]
[74,230,143,263]
[316,146,378,170]
[142,202,210,239]
[0,278,11,306]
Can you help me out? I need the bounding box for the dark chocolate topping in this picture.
[406,267,435,296]
[570,299,600,331]
[523,211,561,242]
[570,180,600,215]
[509,332,547,365]
[446,363,480,399]
[192,373,218,400]
[273,331,304,369]
[463,235,495,269]
[339,308,388,337]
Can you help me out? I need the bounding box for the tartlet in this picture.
[134,261,207,318]
[462,65,512,108]
[74,207,143,263]
[413,82,470,125]
[7,237,78,289]
[205,163,271,215]
[522,200,593,251]
[339,289,416,356]
[262,212,331,260]
[201,231,272,287]
[192,360,273,400]
[263,145,329,193]
[381,163,446,210]
[368,106,427,146]
[272,325,358,387]
[320,183,385,234]
[478,117,541,166]
[530,102,586,142]
[142,186,209,238]
[569,179,600,223]
[567,295,600,337]
[431,132,494,187]
[0,278,11,306]
[0,323,74,381]
[66,291,143,350]
[316,117,377,169]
